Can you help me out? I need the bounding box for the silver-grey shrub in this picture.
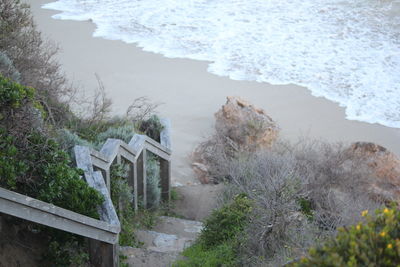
[208,138,382,265]
[0,52,21,82]
[94,123,135,148]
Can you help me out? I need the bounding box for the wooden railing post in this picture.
[137,150,147,208]
[160,158,171,202]
[105,170,111,194]
[89,239,119,267]
[132,162,138,211]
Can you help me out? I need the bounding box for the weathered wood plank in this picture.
[74,146,120,227]
[0,187,119,244]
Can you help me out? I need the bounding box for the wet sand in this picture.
[28,0,400,185]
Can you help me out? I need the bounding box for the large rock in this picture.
[350,142,400,203]
[214,96,279,151]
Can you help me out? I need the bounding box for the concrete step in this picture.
[153,216,203,239]
[135,230,194,253]
[120,246,181,267]
[135,216,203,253]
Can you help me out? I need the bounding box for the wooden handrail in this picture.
[74,118,172,210]
[0,187,120,244]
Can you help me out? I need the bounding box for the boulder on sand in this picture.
[214,96,279,151]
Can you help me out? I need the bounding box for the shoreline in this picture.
[28,0,400,185]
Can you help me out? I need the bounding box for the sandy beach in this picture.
[28,0,400,185]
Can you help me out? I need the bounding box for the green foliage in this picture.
[174,242,237,267]
[110,164,138,247]
[171,188,180,201]
[22,133,103,218]
[298,197,314,219]
[292,206,400,267]
[0,75,34,110]
[200,194,253,248]
[0,129,27,189]
[0,76,103,218]
[175,194,252,266]
[146,153,161,208]
[43,238,89,267]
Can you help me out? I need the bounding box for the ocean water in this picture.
[43,0,400,128]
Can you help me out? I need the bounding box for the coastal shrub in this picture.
[0,0,74,125]
[11,132,103,218]
[175,242,237,267]
[0,74,34,110]
[95,123,135,147]
[0,52,21,82]
[291,205,400,266]
[200,194,252,248]
[138,115,164,142]
[0,128,27,190]
[146,153,161,208]
[43,237,89,267]
[0,76,103,217]
[224,151,321,265]
[194,131,382,265]
[55,128,94,159]
[174,194,252,266]
[110,164,138,247]
[0,76,104,265]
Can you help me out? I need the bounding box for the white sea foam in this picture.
[43,0,400,128]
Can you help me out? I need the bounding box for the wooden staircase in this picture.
[0,118,172,267]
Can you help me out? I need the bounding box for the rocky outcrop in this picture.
[214,96,279,151]
[350,142,400,203]
[192,96,279,184]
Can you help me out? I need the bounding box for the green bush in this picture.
[291,205,400,266]
[0,129,27,189]
[0,74,34,111]
[43,238,89,267]
[1,131,104,219]
[200,193,253,248]
[174,194,253,266]
[175,242,236,267]
[110,164,138,247]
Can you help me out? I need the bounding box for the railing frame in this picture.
[74,118,172,210]
[0,119,171,267]
[0,185,120,266]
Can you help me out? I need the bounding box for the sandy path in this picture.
[28,0,400,185]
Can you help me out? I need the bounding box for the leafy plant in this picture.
[291,205,400,266]
[174,242,237,267]
[43,238,89,267]
[0,129,27,189]
[175,194,252,266]
[110,164,138,247]
[200,193,253,248]
[0,74,34,111]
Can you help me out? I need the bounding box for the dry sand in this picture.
[28,0,400,185]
